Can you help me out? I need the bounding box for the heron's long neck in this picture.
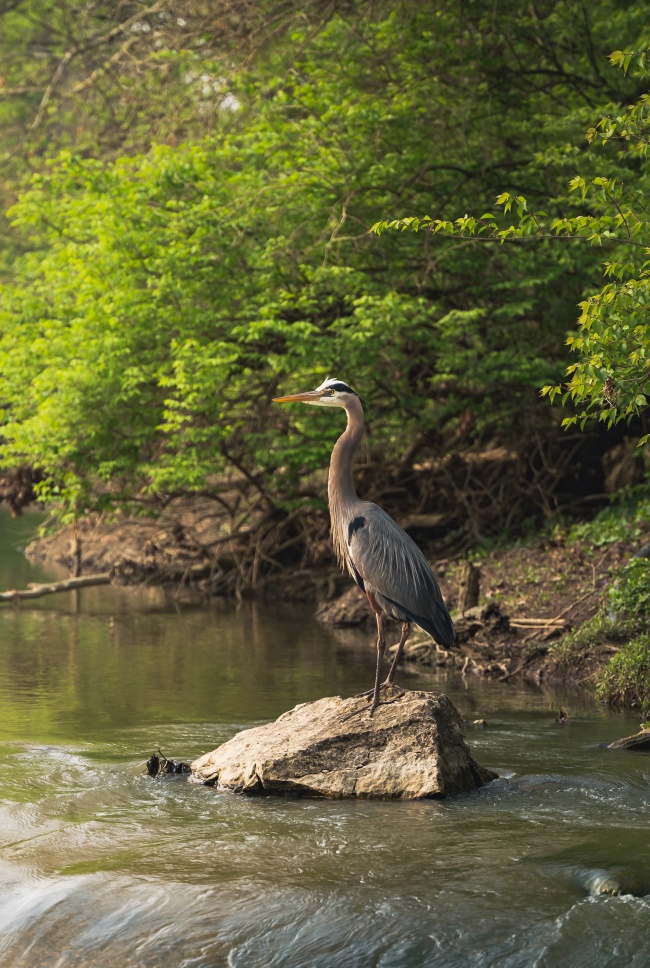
[328,396,364,568]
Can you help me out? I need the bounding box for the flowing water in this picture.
[0,510,648,967]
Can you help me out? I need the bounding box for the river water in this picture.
[0,510,649,967]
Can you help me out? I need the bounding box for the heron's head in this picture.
[273,377,359,408]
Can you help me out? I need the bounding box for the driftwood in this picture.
[0,573,110,602]
[520,587,602,644]
[607,729,650,752]
[510,617,569,629]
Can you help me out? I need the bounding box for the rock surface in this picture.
[191,688,497,799]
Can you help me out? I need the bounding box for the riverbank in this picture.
[25,498,345,604]
[24,498,650,711]
[317,523,646,690]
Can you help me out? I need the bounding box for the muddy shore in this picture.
[24,505,650,693]
[315,534,641,688]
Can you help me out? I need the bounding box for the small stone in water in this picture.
[145,749,191,777]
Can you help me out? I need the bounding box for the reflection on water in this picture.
[0,510,649,967]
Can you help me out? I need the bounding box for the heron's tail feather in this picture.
[413,607,456,649]
[380,591,456,649]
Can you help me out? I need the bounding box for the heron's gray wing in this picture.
[347,503,455,647]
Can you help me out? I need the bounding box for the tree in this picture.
[0,1,647,539]
[374,46,650,443]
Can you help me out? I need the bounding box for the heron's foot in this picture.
[353,679,398,701]
[342,684,404,723]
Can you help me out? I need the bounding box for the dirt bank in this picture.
[25,498,346,604]
[316,526,650,690]
[25,500,650,693]
[24,426,646,600]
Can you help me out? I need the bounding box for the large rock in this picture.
[191,688,497,799]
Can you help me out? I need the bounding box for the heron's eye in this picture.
[324,389,335,396]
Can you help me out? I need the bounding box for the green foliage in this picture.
[0,1,236,274]
[596,635,650,715]
[568,490,650,546]
[0,1,281,171]
[1,1,649,517]
[550,611,633,670]
[552,513,650,704]
[375,43,650,440]
[609,557,650,618]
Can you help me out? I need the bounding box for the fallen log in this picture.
[607,729,650,751]
[0,573,111,602]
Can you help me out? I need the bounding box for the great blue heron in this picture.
[273,377,455,715]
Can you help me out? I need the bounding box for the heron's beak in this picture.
[272,390,322,404]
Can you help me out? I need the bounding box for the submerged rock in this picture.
[191,689,497,799]
[571,866,650,898]
[607,728,650,751]
[145,750,191,777]
[572,867,624,897]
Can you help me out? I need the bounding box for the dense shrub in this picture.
[597,635,650,716]
[0,2,648,528]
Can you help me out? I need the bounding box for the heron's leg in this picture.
[385,621,411,685]
[368,612,386,717]
[352,617,386,700]
[343,612,387,722]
